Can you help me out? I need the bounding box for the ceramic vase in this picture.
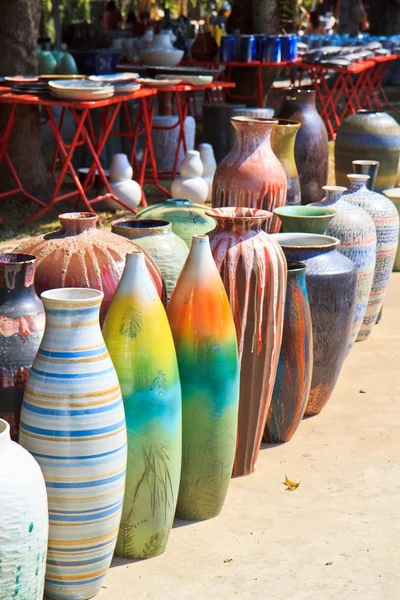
[171,150,209,205]
[274,205,337,234]
[0,419,48,599]
[264,262,313,443]
[382,188,400,271]
[191,32,219,61]
[109,153,133,181]
[199,142,217,203]
[212,117,287,234]
[140,34,184,66]
[136,198,216,247]
[232,108,275,120]
[207,208,286,476]
[276,89,329,205]
[108,180,142,211]
[343,174,399,340]
[335,110,400,192]
[270,118,302,206]
[314,186,377,350]
[352,160,380,191]
[111,218,189,302]
[16,212,166,321]
[271,233,357,416]
[102,252,182,559]
[203,103,246,163]
[19,288,127,600]
[167,235,239,519]
[0,254,45,441]
[152,115,195,173]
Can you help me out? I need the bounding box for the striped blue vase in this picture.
[19,288,127,600]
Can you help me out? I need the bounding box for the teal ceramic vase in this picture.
[382,188,400,271]
[102,252,182,559]
[136,199,216,247]
[274,205,337,234]
[167,235,240,520]
[19,288,127,600]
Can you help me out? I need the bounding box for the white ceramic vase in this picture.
[108,179,142,211]
[180,150,204,178]
[171,175,209,204]
[109,153,133,182]
[0,419,48,599]
[199,143,217,203]
[140,34,184,66]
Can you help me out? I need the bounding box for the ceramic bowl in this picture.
[140,48,184,67]
[274,206,337,234]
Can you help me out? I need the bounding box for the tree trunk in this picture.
[253,0,280,33]
[0,0,51,200]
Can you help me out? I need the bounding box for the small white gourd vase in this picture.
[109,153,133,182]
[108,179,142,211]
[199,143,217,203]
[171,150,209,204]
[180,150,204,178]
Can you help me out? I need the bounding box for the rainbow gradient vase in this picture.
[103,252,182,559]
[167,235,240,521]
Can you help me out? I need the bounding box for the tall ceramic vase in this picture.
[167,235,240,520]
[16,212,166,321]
[343,174,399,340]
[276,89,329,205]
[19,288,127,600]
[382,188,400,271]
[0,254,45,441]
[212,117,287,234]
[264,261,313,443]
[207,208,287,476]
[102,252,182,558]
[0,419,48,599]
[271,233,357,417]
[314,186,377,350]
[111,218,189,302]
[270,118,302,206]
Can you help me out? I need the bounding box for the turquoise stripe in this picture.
[46,471,125,488]
[52,499,122,516]
[45,574,105,587]
[48,541,114,553]
[39,346,106,359]
[20,418,125,437]
[49,500,123,521]
[45,307,99,317]
[22,399,122,417]
[31,444,127,461]
[47,552,113,568]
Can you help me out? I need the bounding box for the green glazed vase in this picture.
[274,205,337,234]
[167,235,240,521]
[136,199,217,247]
[382,187,400,271]
[103,251,182,559]
[271,119,301,206]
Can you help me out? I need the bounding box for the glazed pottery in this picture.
[38,51,57,75]
[343,174,399,340]
[102,252,181,558]
[271,233,357,416]
[108,179,142,211]
[167,235,240,520]
[314,186,376,350]
[203,103,246,163]
[109,153,133,182]
[352,160,380,191]
[16,212,166,321]
[171,151,209,204]
[264,262,312,443]
[270,118,302,206]
[199,142,217,203]
[382,188,400,271]
[274,205,337,234]
[335,110,400,192]
[276,89,329,205]
[0,419,48,599]
[137,199,216,247]
[232,108,275,120]
[59,53,78,75]
[191,32,219,62]
[212,117,287,234]
[0,254,45,441]
[207,208,286,476]
[111,219,189,301]
[19,288,127,600]
[140,34,184,66]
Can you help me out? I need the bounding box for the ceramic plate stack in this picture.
[88,72,139,83]
[48,79,115,101]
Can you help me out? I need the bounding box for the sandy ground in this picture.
[72,274,400,600]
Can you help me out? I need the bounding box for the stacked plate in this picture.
[88,72,139,84]
[49,79,114,101]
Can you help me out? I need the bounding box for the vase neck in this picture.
[206,207,271,232]
[116,251,158,299]
[183,235,216,275]
[0,420,11,456]
[346,174,370,193]
[281,89,316,107]
[272,121,299,156]
[0,253,38,301]
[112,219,172,238]
[41,288,103,335]
[231,117,277,155]
[59,212,98,234]
[286,261,307,288]
[320,186,347,206]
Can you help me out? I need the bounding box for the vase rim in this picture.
[347,173,370,182]
[0,253,36,265]
[270,232,340,250]
[206,207,272,221]
[41,287,104,305]
[59,211,98,221]
[272,118,301,128]
[112,218,172,234]
[274,206,337,219]
[352,159,380,166]
[287,260,306,272]
[323,185,347,193]
[166,198,192,205]
[230,116,278,129]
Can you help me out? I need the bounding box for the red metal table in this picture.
[290,59,376,139]
[361,54,400,113]
[0,87,165,224]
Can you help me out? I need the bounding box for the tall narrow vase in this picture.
[19,288,127,600]
[212,118,287,233]
[0,254,45,441]
[207,208,286,476]
[270,119,301,206]
[314,186,377,350]
[343,174,399,340]
[0,419,48,599]
[167,236,240,520]
[271,233,357,416]
[102,252,182,558]
[264,262,313,443]
[276,89,329,205]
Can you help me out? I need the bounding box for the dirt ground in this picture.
[66,274,399,600]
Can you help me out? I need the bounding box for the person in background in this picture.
[126,4,137,32]
[335,0,369,35]
[102,1,122,30]
[306,10,326,34]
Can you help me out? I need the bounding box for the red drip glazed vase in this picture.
[211,117,287,233]
[207,207,287,476]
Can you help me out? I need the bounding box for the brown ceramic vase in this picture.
[207,208,287,476]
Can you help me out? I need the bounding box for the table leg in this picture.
[140,96,170,196]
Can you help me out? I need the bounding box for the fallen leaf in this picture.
[224,558,233,563]
[359,389,366,394]
[283,475,301,491]
[325,562,333,566]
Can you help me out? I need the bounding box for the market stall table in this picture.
[362,54,400,113]
[0,86,166,224]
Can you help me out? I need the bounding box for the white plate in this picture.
[89,73,139,83]
[137,78,182,87]
[5,75,38,83]
[49,80,114,92]
[50,90,115,101]
[114,82,141,94]
[180,75,213,86]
